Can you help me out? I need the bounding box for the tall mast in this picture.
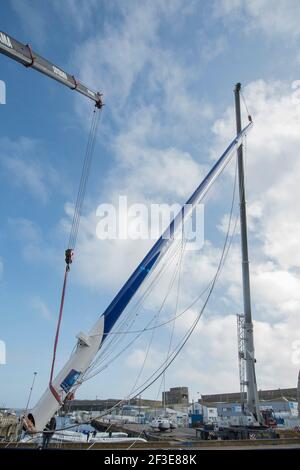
[234,83,262,423]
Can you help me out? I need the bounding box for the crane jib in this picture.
[0,31,102,107]
[101,121,253,340]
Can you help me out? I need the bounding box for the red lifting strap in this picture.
[49,267,69,404]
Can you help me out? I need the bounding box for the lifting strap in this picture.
[49,267,69,405]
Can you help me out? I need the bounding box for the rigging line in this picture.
[89,241,226,340]
[88,235,199,352]
[46,151,239,434]
[84,242,184,375]
[85,159,239,381]
[89,145,241,346]
[69,107,100,249]
[88,133,242,353]
[100,238,184,341]
[68,110,97,249]
[88,237,201,348]
[114,157,239,404]
[165,230,183,355]
[83,198,237,383]
[39,273,224,436]
[73,111,101,243]
[126,295,179,453]
[77,254,183,386]
[124,159,239,401]
[156,229,184,403]
[163,228,185,391]
[123,192,237,403]
[240,89,253,123]
[71,109,98,245]
[68,107,101,250]
[96,278,209,337]
[82,239,187,381]
[48,205,231,435]
[48,189,237,435]
[129,236,187,395]
[96,248,179,355]
[84,238,186,371]
[84,165,239,378]
[86,139,241,369]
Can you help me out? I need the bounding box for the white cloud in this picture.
[112,143,206,201]
[164,312,300,395]
[71,1,163,110]
[8,217,59,266]
[200,35,228,62]
[212,79,300,270]
[11,0,98,44]
[215,0,300,38]
[185,78,300,392]
[252,265,300,320]
[0,137,59,203]
[56,1,219,300]
[52,0,98,33]
[62,110,208,293]
[9,217,41,245]
[10,0,48,44]
[31,297,52,320]
[125,346,162,371]
[254,318,300,390]
[71,0,214,144]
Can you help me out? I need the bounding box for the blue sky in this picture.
[1,0,300,408]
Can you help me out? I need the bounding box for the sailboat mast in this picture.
[234,83,262,423]
[30,113,253,432]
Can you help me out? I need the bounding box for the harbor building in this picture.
[162,387,189,407]
[200,387,297,405]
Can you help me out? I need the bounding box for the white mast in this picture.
[29,121,252,432]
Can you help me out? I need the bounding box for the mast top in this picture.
[235,82,242,92]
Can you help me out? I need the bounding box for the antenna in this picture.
[25,371,37,412]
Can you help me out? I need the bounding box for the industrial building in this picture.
[200,388,297,405]
[162,387,189,406]
[215,401,298,418]
[65,397,161,412]
[197,387,299,427]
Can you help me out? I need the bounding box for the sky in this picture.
[1,0,300,409]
